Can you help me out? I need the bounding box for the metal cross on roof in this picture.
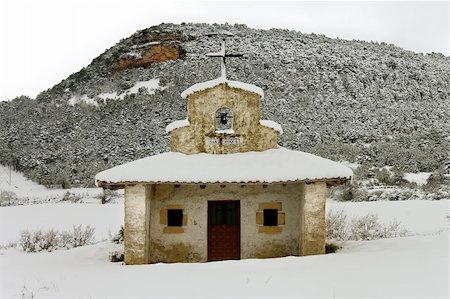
[206,39,243,79]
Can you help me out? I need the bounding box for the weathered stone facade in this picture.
[124,184,151,264]
[170,84,278,154]
[300,182,327,255]
[124,182,327,263]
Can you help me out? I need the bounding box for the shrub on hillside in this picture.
[374,167,407,186]
[367,189,421,201]
[331,183,369,202]
[424,189,450,200]
[352,164,371,181]
[423,169,449,193]
[0,190,18,206]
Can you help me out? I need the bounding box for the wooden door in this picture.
[208,201,240,261]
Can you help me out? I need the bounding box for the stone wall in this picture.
[124,184,151,264]
[299,182,327,255]
[170,84,278,154]
[147,183,303,263]
[123,181,328,264]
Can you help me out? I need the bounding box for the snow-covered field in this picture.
[328,200,449,235]
[0,231,448,298]
[0,165,104,204]
[0,169,448,298]
[0,203,124,244]
[0,200,447,246]
[0,199,448,298]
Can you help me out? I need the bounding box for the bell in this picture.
[220,113,228,125]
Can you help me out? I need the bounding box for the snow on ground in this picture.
[0,164,104,203]
[0,165,46,192]
[68,78,163,105]
[328,200,449,235]
[0,232,447,298]
[2,186,104,205]
[68,94,99,106]
[0,195,448,298]
[0,199,446,246]
[0,203,123,244]
[404,172,432,186]
[124,79,161,95]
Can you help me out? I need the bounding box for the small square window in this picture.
[263,209,278,226]
[167,209,183,227]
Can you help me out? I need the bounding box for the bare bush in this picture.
[349,214,408,240]
[18,225,95,253]
[40,229,59,251]
[349,214,384,240]
[326,209,348,240]
[381,219,409,238]
[72,225,95,247]
[326,209,408,241]
[58,231,73,249]
[19,231,35,252]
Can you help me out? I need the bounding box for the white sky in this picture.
[0,0,448,101]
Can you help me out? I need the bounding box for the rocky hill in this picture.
[1,23,449,187]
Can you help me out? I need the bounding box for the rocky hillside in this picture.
[1,23,449,187]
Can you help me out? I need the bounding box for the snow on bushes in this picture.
[326,209,408,241]
[19,225,95,252]
[349,214,407,240]
[331,182,450,202]
[0,190,18,206]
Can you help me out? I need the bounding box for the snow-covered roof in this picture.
[166,119,190,133]
[95,147,352,186]
[181,77,264,99]
[260,120,283,135]
[166,119,282,135]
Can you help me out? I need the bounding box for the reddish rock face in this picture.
[113,33,184,71]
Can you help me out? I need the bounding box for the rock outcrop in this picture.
[113,32,185,71]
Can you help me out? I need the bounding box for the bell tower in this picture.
[166,40,283,154]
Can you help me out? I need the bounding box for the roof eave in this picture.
[96,176,351,189]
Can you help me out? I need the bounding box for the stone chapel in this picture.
[95,41,352,264]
